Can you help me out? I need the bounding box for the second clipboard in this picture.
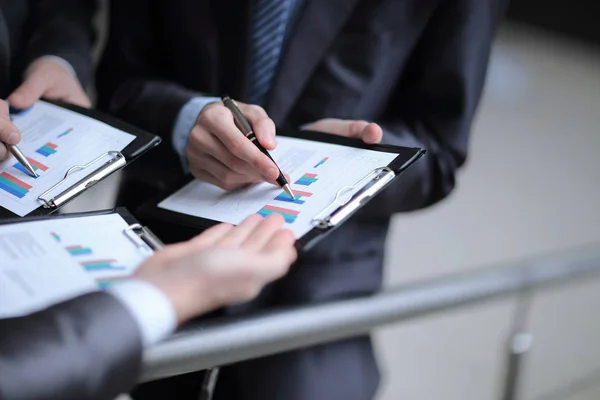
[137,129,426,251]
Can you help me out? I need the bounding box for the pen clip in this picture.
[311,167,395,229]
[38,151,125,208]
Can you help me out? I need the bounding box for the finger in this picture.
[45,85,92,108]
[0,144,7,161]
[7,73,48,109]
[217,214,264,246]
[189,153,261,186]
[347,120,371,138]
[188,223,235,248]
[191,168,251,192]
[188,127,259,176]
[0,115,21,146]
[360,122,383,144]
[163,223,235,257]
[242,213,287,251]
[240,104,276,149]
[201,105,279,180]
[259,230,297,279]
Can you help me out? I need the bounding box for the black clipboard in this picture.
[138,129,426,251]
[0,207,164,251]
[0,101,161,219]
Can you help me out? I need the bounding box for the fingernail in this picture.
[7,132,20,145]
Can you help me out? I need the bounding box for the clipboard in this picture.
[138,129,426,251]
[0,207,165,319]
[0,101,161,219]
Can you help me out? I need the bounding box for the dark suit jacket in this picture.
[0,0,96,98]
[0,2,143,399]
[0,293,142,400]
[97,0,507,305]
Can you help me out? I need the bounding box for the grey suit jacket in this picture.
[0,0,96,98]
[0,292,142,400]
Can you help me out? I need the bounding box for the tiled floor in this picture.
[68,21,600,400]
[376,23,600,400]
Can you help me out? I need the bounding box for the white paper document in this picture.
[0,213,152,318]
[0,101,136,216]
[159,136,398,238]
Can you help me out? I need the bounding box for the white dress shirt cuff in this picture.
[32,55,77,77]
[107,279,177,347]
[172,96,221,172]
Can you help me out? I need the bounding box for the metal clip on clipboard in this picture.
[37,151,126,209]
[124,222,220,400]
[311,167,396,230]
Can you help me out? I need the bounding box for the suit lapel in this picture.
[265,0,361,124]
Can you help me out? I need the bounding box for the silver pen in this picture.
[8,144,37,178]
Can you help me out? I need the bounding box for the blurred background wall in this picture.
[77,2,600,399]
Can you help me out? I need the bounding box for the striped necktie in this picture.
[248,0,294,107]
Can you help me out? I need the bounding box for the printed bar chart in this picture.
[50,232,61,242]
[96,276,129,290]
[314,157,329,168]
[80,259,126,272]
[274,190,313,205]
[36,142,58,157]
[65,245,93,256]
[295,173,318,186]
[57,128,73,138]
[0,172,32,198]
[257,205,299,223]
[13,157,48,176]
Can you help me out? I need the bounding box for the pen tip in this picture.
[283,185,295,199]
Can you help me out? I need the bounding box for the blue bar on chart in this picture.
[257,205,299,224]
[80,259,126,272]
[0,172,32,198]
[274,190,313,205]
[57,128,73,138]
[313,157,329,168]
[35,142,58,157]
[295,173,318,186]
[65,245,93,256]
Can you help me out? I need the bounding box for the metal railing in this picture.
[141,244,600,398]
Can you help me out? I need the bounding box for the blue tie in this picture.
[248,0,294,106]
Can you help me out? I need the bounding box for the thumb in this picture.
[7,73,47,109]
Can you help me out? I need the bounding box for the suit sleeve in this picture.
[95,0,201,140]
[362,0,507,215]
[0,292,142,400]
[22,0,97,86]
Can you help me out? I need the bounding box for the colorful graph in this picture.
[13,157,48,177]
[51,232,61,242]
[65,245,93,256]
[80,259,126,272]
[295,173,318,186]
[96,276,129,290]
[257,205,299,223]
[314,157,329,168]
[0,172,32,198]
[36,142,58,157]
[274,190,313,205]
[57,128,73,138]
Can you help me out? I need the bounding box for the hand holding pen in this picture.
[0,100,37,177]
[184,97,292,195]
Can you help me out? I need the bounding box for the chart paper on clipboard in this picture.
[0,211,161,318]
[158,136,402,239]
[0,101,136,216]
